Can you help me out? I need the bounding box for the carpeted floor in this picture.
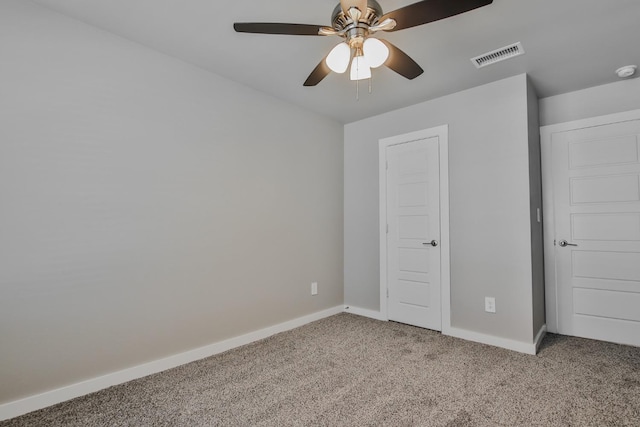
[2,313,640,426]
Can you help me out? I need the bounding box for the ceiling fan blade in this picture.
[380,40,424,80]
[234,23,327,36]
[380,0,493,32]
[304,57,332,87]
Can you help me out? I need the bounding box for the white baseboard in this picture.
[343,305,387,321]
[534,324,548,353]
[342,307,547,355]
[0,305,343,422]
[445,326,542,355]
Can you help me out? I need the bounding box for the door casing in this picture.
[379,125,451,333]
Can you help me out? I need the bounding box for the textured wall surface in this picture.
[539,78,640,126]
[0,0,343,404]
[345,75,537,344]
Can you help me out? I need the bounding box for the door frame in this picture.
[540,108,640,333]
[379,125,451,333]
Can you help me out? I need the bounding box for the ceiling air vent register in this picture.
[471,42,524,69]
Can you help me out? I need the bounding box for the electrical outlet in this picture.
[311,282,318,296]
[485,297,496,313]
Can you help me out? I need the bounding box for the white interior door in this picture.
[551,118,640,346]
[385,137,441,330]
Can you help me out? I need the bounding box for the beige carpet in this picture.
[2,313,640,426]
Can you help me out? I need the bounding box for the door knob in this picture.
[423,240,439,247]
[558,240,578,247]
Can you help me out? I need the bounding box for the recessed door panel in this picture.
[573,251,640,282]
[397,280,430,308]
[569,135,639,169]
[572,213,640,241]
[574,288,640,323]
[398,182,428,207]
[398,248,430,273]
[571,174,640,204]
[398,215,430,240]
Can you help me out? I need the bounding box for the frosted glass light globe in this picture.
[326,42,351,74]
[350,55,372,81]
[363,38,389,68]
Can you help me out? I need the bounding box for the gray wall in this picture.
[0,0,344,404]
[527,78,545,337]
[539,78,640,126]
[345,74,539,344]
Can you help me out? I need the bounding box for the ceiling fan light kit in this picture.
[363,37,389,68]
[326,42,351,73]
[234,0,494,90]
[350,54,372,81]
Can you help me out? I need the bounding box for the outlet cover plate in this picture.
[485,297,496,313]
[311,282,318,296]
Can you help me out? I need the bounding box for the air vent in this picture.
[471,42,524,69]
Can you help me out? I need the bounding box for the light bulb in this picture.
[363,38,389,68]
[350,55,371,81]
[326,42,351,74]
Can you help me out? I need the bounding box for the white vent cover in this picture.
[471,42,524,69]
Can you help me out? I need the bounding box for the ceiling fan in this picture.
[234,0,493,87]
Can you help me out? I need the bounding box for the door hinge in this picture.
[386,223,389,234]
[386,288,389,298]
[386,161,388,170]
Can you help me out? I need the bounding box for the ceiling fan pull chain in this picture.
[356,78,360,101]
[369,75,372,94]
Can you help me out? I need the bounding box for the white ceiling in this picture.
[32,0,640,123]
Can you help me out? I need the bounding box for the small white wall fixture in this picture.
[379,125,451,333]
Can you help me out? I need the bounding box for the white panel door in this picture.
[552,119,640,346]
[386,137,441,330]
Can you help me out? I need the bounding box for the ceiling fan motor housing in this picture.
[332,0,383,32]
